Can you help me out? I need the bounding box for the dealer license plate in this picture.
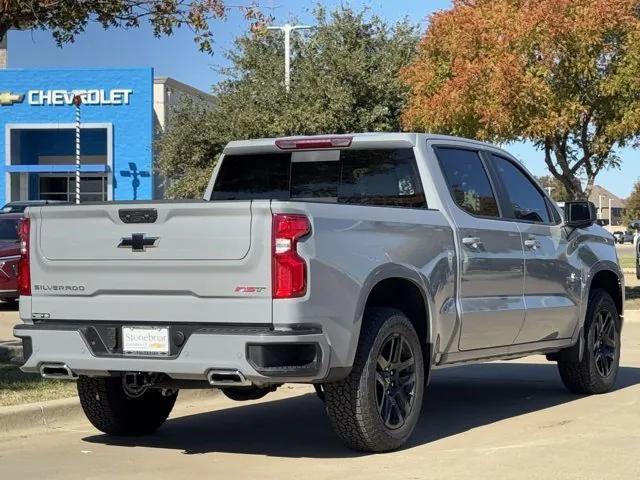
[122,327,170,356]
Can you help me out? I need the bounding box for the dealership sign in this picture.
[28,89,133,106]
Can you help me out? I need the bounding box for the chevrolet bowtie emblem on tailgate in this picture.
[118,233,159,252]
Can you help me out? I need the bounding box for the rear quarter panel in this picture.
[271,201,457,368]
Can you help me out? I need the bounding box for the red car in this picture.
[0,213,22,301]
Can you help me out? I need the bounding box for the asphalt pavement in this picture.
[1,324,639,480]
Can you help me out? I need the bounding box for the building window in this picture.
[39,175,107,203]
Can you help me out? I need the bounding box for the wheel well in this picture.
[364,278,429,348]
[590,270,623,316]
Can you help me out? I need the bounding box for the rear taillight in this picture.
[272,214,310,299]
[18,218,31,296]
[275,136,353,150]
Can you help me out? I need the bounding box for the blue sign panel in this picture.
[0,67,153,204]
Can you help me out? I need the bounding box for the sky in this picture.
[5,0,639,198]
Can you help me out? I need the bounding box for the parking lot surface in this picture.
[1,324,639,480]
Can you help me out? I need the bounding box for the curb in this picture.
[0,387,219,435]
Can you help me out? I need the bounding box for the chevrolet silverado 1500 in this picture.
[14,133,623,452]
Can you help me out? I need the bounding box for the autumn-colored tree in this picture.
[0,1,266,52]
[402,0,640,200]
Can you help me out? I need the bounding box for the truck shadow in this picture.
[83,362,640,458]
[0,300,19,311]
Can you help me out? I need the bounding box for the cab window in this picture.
[436,148,500,218]
[490,155,551,224]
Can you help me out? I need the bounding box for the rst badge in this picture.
[235,286,267,293]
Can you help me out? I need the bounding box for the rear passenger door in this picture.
[435,147,525,351]
[487,154,580,343]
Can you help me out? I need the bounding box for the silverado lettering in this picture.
[33,284,86,292]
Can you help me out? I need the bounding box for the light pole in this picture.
[545,186,554,198]
[266,23,313,93]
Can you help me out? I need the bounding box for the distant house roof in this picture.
[588,185,627,209]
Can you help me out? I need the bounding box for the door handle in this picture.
[462,237,484,250]
[524,239,540,250]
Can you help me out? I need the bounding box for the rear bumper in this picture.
[13,322,336,385]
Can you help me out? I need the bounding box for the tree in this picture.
[623,179,640,227]
[0,1,266,52]
[402,0,640,200]
[537,175,571,202]
[156,6,419,198]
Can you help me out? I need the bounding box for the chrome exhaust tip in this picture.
[39,363,77,380]
[207,369,251,387]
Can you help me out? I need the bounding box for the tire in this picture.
[313,384,325,402]
[323,308,425,452]
[77,376,177,435]
[557,289,621,394]
[220,386,272,401]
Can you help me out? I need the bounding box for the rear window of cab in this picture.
[211,149,426,209]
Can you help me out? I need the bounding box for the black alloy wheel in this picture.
[375,333,417,429]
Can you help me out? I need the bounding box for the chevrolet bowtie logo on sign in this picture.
[0,92,24,106]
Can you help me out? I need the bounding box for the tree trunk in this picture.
[543,138,586,201]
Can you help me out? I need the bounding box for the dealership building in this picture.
[0,66,212,205]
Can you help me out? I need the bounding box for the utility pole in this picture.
[266,23,313,93]
[73,94,82,204]
[609,197,613,226]
[598,195,604,220]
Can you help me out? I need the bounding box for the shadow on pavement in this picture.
[0,300,18,312]
[626,284,640,301]
[83,362,640,458]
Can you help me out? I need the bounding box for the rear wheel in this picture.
[557,289,621,394]
[77,376,177,435]
[323,308,425,452]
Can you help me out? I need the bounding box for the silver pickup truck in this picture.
[14,133,623,452]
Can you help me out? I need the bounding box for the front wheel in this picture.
[557,289,621,394]
[323,308,425,452]
[77,376,177,435]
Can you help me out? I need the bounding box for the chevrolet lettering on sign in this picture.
[28,89,133,106]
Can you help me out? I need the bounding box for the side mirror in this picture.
[564,201,597,228]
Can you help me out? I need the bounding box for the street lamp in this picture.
[266,23,313,93]
[545,186,554,198]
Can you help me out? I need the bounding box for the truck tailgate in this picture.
[26,201,273,324]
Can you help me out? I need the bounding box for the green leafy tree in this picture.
[0,1,266,52]
[156,6,419,198]
[402,0,640,200]
[537,175,571,202]
[623,179,640,228]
